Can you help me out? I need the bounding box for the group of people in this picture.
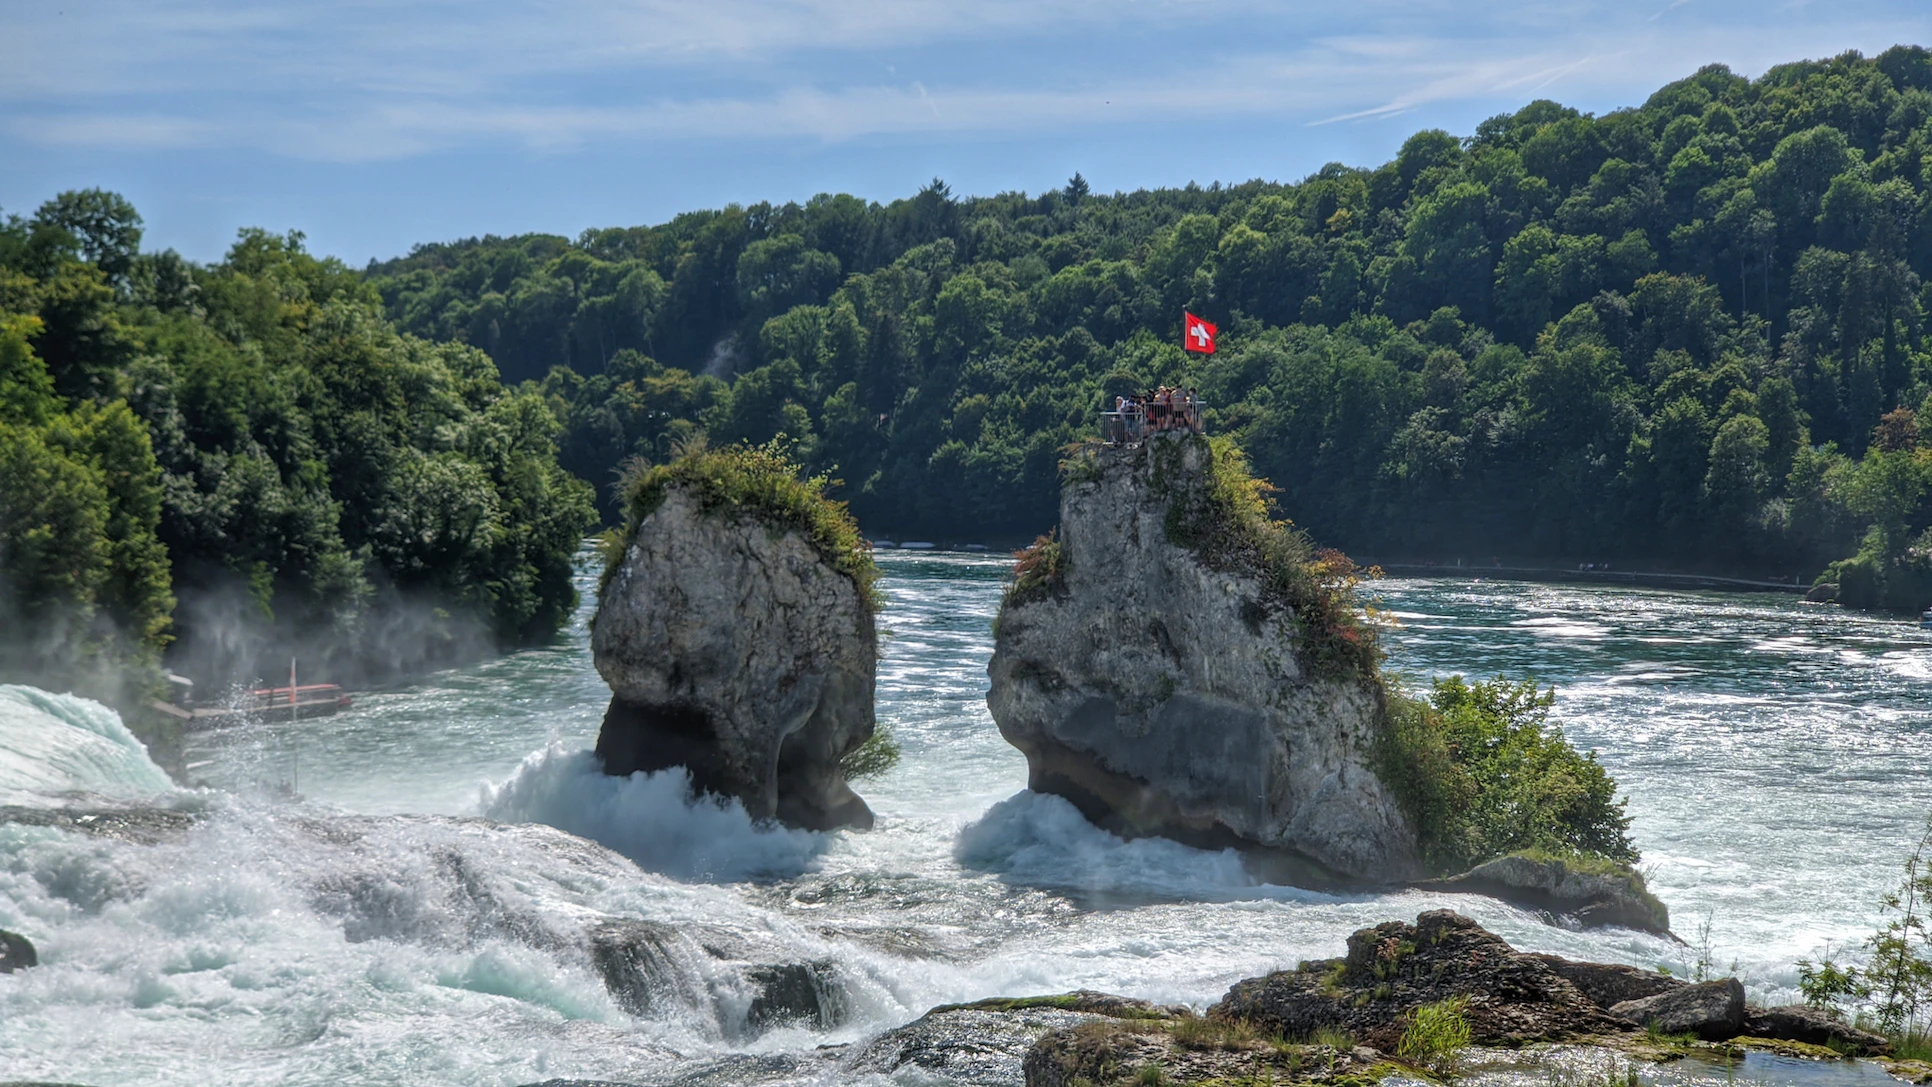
[1104,386,1203,446]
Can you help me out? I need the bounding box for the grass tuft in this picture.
[1006,529,1068,608]
[1397,996,1473,1078]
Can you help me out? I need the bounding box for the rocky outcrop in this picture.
[1423,853,1672,935]
[852,994,1178,1087]
[592,486,877,831]
[1213,910,1623,1048]
[1609,979,1744,1039]
[1746,1005,1891,1055]
[0,929,35,973]
[986,437,1416,883]
[589,919,847,1035]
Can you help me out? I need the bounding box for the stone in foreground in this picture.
[592,485,877,831]
[1213,909,1622,1048]
[986,437,1415,883]
[1609,978,1745,1039]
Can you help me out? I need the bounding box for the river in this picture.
[0,550,1927,1086]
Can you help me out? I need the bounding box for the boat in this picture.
[246,683,353,718]
[147,667,352,726]
[1921,608,1932,630]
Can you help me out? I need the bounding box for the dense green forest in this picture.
[0,192,594,702]
[370,47,1932,610]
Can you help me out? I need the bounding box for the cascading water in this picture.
[1,550,1928,1086]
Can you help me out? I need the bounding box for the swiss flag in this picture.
[1183,312,1217,354]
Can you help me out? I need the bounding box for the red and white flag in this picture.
[1183,312,1217,354]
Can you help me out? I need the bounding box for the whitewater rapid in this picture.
[1,551,1928,1086]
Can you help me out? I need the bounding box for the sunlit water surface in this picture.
[1,551,1928,1086]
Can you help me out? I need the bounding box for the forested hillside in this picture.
[0,193,594,703]
[370,47,1932,610]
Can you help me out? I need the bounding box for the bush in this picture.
[1375,676,1636,874]
[839,724,901,779]
[606,438,882,615]
[1006,529,1067,608]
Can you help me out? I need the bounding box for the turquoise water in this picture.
[0,551,1927,1086]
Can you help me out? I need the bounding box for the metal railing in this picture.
[1100,402,1205,445]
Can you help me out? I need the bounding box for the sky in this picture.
[3,0,1931,266]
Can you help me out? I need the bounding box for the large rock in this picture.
[0,929,35,973]
[1745,1005,1891,1055]
[592,486,877,831]
[1526,953,1684,1008]
[986,437,1416,883]
[1424,853,1672,935]
[1212,910,1625,1048]
[1609,979,1745,1039]
[850,994,1173,1087]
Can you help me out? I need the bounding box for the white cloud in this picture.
[2,0,1929,161]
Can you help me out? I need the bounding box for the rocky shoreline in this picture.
[503,909,1908,1087]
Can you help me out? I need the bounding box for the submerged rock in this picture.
[1423,852,1672,935]
[592,475,878,831]
[1609,978,1745,1039]
[588,919,848,1035]
[0,928,35,973]
[986,437,1415,883]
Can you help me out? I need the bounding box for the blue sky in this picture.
[4,0,1930,265]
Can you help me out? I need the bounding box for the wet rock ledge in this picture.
[591,445,882,831]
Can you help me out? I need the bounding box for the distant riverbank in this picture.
[1363,561,1811,595]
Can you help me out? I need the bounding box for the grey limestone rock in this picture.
[592,487,877,831]
[1610,978,1746,1039]
[986,437,1416,883]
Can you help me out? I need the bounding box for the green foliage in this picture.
[608,439,882,615]
[0,315,173,703]
[0,195,596,699]
[1868,817,1932,1036]
[1376,676,1636,873]
[1796,951,1869,1015]
[839,724,901,780]
[1397,997,1473,1078]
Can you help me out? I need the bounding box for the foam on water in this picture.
[954,790,1257,896]
[481,742,826,881]
[0,684,175,802]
